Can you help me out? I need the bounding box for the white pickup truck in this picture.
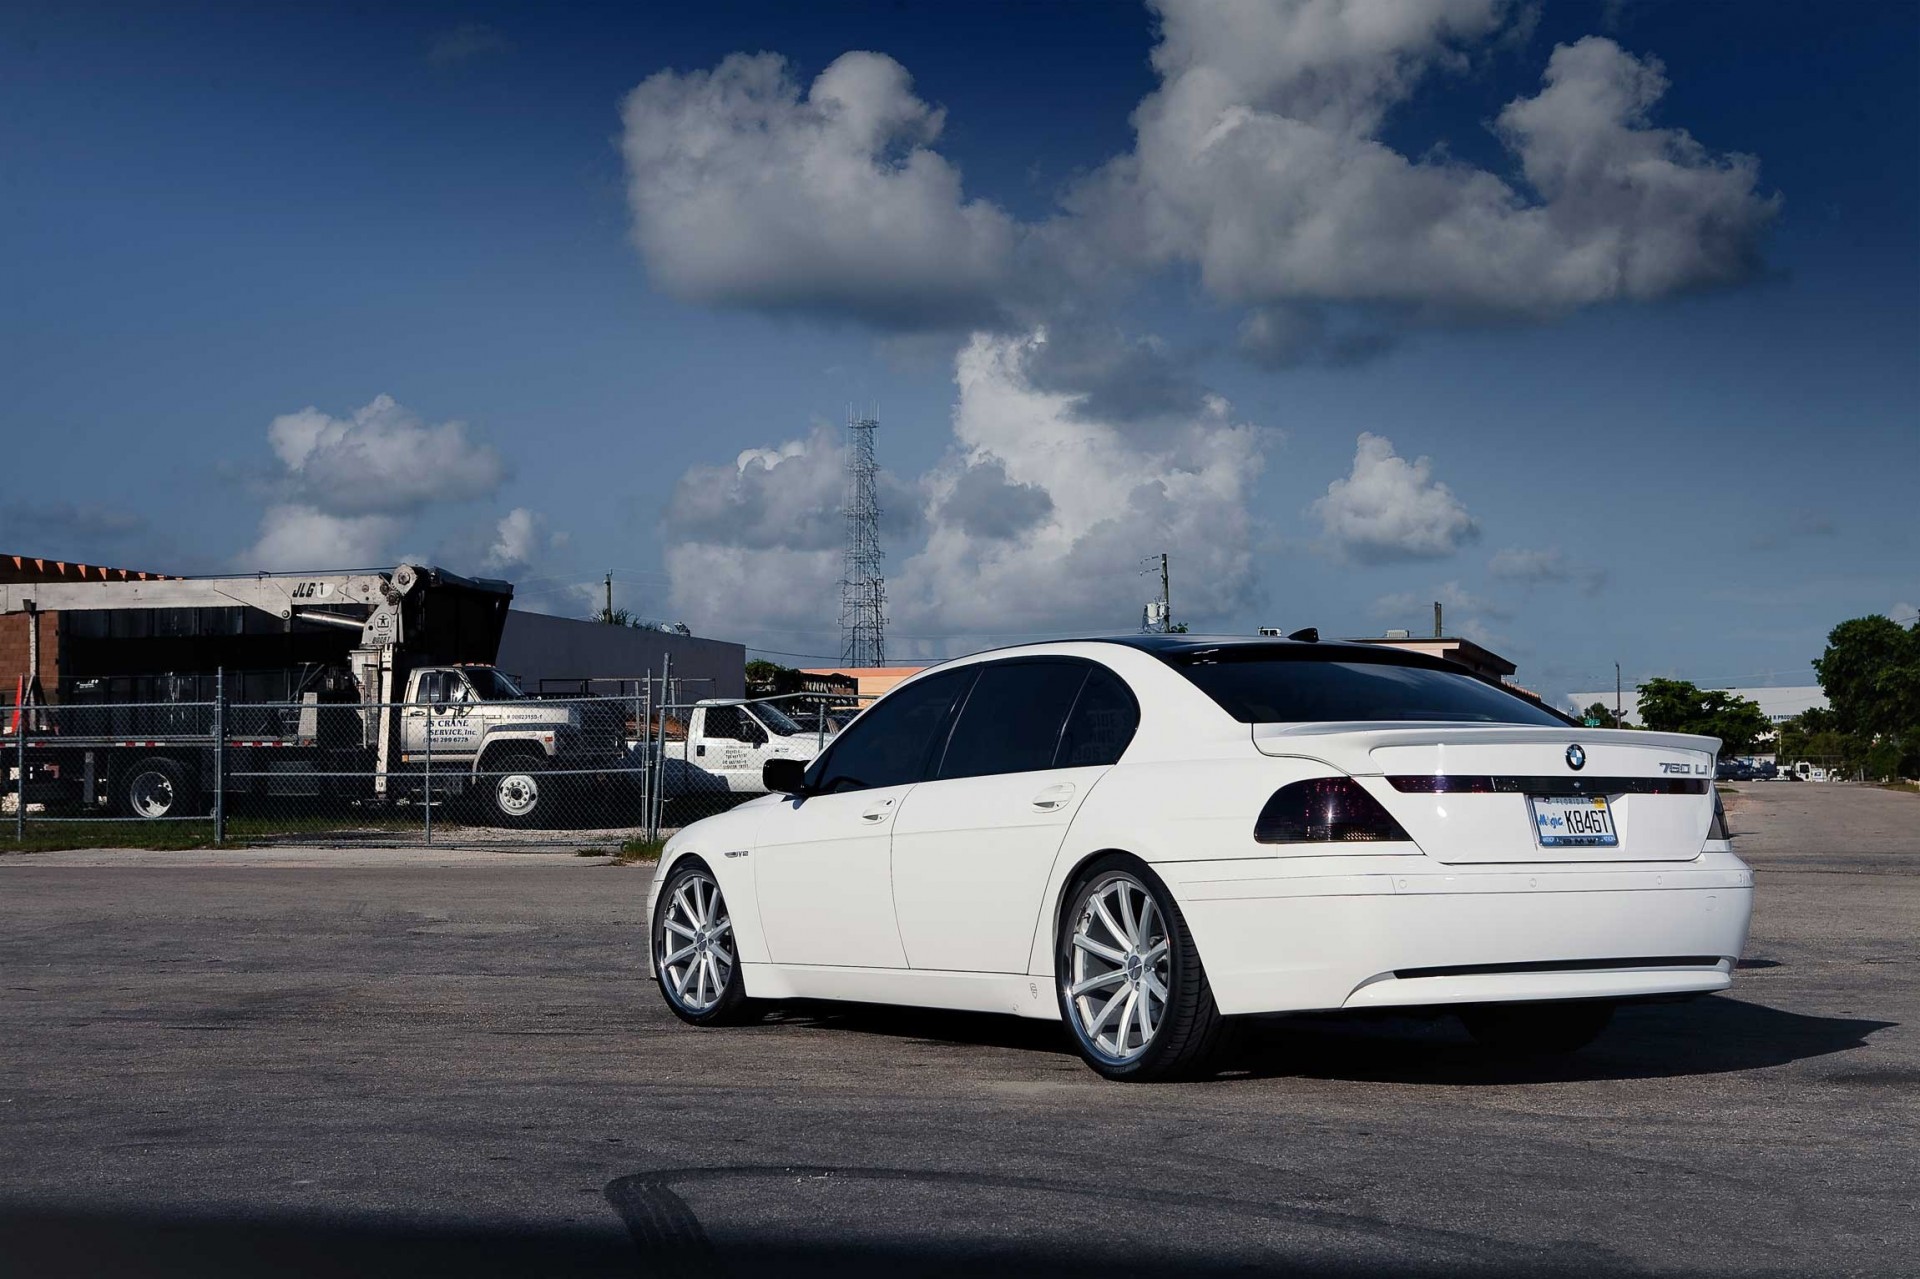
[658,698,835,796]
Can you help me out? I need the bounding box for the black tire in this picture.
[118,757,197,820]
[1460,1000,1614,1058]
[1056,854,1228,1082]
[652,857,756,1026]
[484,750,551,829]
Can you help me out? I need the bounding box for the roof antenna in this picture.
[1287,627,1319,643]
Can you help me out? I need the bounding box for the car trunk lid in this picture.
[1252,724,1718,863]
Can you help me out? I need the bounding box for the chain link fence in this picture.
[4,669,856,853]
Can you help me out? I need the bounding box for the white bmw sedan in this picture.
[648,637,1752,1081]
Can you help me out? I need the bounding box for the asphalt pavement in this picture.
[1,783,1914,1276]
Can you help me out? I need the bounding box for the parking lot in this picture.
[2,783,1914,1277]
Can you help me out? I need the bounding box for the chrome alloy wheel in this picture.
[128,769,178,819]
[658,871,735,1014]
[1066,873,1170,1063]
[494,772,540,819]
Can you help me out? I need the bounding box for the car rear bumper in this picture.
[1161,853,1753,1016]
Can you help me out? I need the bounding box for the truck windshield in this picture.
[465,668,526,701]
[751,701,804,736]
[1170,656,1565,725]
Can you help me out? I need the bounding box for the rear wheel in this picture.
[1460,1000,1614,1057]
[119,758,196,819]
[1057,856,1228,1082]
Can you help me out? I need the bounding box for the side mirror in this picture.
[762,757,809,796]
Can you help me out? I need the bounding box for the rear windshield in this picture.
[1172,657,1565,725]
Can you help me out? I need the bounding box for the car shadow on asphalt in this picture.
[760,995,1893,1086]
[1224,997,1895,1085]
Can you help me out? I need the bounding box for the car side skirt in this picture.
[739,962,1063,1021]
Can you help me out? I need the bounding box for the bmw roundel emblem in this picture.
[1566,744,1587,771]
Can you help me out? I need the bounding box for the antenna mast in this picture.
[839,409,887,667]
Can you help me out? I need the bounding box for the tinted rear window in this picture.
[1173,658,1564,725]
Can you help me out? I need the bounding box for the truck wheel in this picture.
[488,751,550,828]
[120,758,196,820]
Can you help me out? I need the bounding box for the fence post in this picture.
[212,667,226,846]
[649,655,669,842]
[13,698,24,843]
[423,699,432,847]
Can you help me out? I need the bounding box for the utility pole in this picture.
[1141,553,1173,633]
[1434,601,1443,638]
[604,573,613,623]
[1160,553,1171,633]
[1615,662,1623,726]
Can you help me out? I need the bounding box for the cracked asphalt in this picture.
[1,783,1914,1276]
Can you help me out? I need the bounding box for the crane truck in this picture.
[1,564,626,827]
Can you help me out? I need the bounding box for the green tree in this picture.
[1775,707,1861,773]
[745,659,799,697]
[1581,702,1629,728]
[1811,615,1920,778]
[1635,678,1772,754]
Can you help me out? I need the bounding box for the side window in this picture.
[1055,665,1139,767]
[704,705,745,740]
[807,669,976,794]
[936,661,1089,781]
[414,672,446,704]
[737,712,769,746]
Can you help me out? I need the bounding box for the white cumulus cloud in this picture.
[241,394,508,571]
[1312,432,1477,563]
[265,394,505,516]
[896,331,1270,636]
[243,505,403,572]
[621,51,1020,330]
[482,507,568,571]
[1070,0,1778,320]
[659,329,1273,648]
[615,2,1778,347]
[1488,545,1607,593]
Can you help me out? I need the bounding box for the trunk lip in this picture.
[1249,722,1720,762]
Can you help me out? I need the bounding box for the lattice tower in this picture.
[838,412,887,667]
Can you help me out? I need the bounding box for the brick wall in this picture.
[0,611,59,700]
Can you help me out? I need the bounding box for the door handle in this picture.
[1030,783,1076,812]
[861,798,897,823]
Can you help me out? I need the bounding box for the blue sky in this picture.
[2,0,1915,703]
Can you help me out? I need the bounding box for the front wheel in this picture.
[653,859,755,1025]
[1057,857,1227,1081]
[486,753,551,828]
[1460,1000,1614,1058]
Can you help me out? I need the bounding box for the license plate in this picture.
[1528,794,1617,847]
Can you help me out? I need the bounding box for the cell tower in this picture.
[839,410,887,666]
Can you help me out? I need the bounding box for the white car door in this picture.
[752,668,976,969]
[891,661,1140,974]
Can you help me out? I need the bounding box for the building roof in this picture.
[1347,635,1517,678]
[0,553,175,585]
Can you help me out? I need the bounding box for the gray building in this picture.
[495,610,744,700]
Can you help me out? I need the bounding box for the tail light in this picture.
[1708,791,1731,841]
[1256,777,1413,844]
